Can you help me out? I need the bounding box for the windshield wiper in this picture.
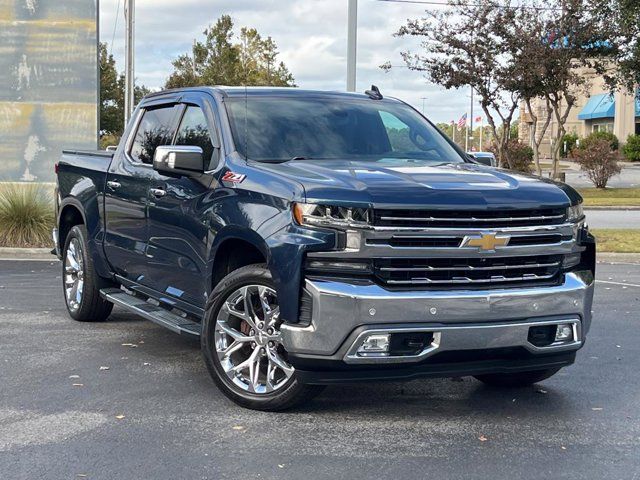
[290,156,315,161]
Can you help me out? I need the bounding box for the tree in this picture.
[165,15,295,89]
[596,0,640,95]
[99,43,151,139]
[388,0,614,176]
[387,1,522,169]
[99,43,123,135]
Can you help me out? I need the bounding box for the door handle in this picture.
[106,180,121,190]
[150,188,166,198]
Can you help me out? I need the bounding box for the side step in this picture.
[100,288,202,337]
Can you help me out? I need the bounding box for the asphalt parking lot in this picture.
[1,259,639,480]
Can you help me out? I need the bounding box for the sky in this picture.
[99,0,484,124]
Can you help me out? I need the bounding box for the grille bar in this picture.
[378,214,565,223]
[379,261,560,272]
[373,255,563,288]
[374,207,567,228]
[385,272,558,285]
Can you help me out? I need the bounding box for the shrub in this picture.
[573,139,622,188]
[501,140,534,173]
[622,134,640,162]
[583,131,619,151]
[99,133,121,150]
[561,133,579,158]
[0,183,55,247]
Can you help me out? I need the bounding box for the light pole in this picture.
[346,0,357,92]
[124,0,135,128]
[421,97,428,114]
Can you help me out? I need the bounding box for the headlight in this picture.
[293,203,372,229]
[566,203,584,223]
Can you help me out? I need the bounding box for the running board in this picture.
[100,288,201,337]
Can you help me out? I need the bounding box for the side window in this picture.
[175,106,215,165]
[129,105,178,164]
[379,111,415,152]
[379,110,443,159]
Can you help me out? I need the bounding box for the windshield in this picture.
[225,96,465,164]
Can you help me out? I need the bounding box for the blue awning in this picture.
[578,93,615,120]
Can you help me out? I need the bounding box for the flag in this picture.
[475,116,482,123]
[457,113,467,130]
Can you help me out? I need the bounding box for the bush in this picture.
[622,134,640,162]
[582,131,619,151]
[99,133,121,150]
[561,133,579,158]
[501,140,534,173]
[0,183,55,247]
[573,139,622,188]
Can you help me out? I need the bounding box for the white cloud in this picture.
[100,0,483,123]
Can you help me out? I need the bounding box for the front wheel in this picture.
[474,367,562,387]
[201,264,323,411]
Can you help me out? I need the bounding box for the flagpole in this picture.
[480,117,483,150]
[465,120,469,151]
[452,123,456,144]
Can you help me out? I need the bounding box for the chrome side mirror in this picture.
[153,145,205,176]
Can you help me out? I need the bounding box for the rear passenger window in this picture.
[129,105,178,164]
[175,106,215,164]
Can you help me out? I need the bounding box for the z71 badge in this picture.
[221,171,246,183]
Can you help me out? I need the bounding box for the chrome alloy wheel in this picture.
[214,285,294,394]
[64,237,85,313]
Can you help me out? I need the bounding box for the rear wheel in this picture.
[474,367,562,387]
[201,264,323,411]
[62,225,113,322]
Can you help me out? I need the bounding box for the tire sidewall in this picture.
[201,264,308,409]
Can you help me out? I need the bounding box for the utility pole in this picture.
[346,0,357,92]
[124,0,135,129]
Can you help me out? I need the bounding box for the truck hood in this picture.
[257,159,580,209]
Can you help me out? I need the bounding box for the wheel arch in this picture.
[58,200,86,251]
[208,228,271,293]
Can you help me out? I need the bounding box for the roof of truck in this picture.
[144,86,399,101]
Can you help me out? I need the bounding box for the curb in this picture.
[0,247,57,261]
[585,206,640,211]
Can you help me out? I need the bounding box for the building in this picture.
[0,0,98,183]
[519,69,639,158]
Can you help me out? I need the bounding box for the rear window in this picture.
[129,105,178,164]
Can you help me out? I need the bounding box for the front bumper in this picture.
[281,271,594,378]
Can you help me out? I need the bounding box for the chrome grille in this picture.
[374,255,563,288]
[374,207,566,228]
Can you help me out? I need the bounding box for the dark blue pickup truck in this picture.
[54,86,595,410]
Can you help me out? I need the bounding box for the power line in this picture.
[109,0,121,55]
[375,0,564,11]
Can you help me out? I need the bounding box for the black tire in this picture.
[62,225,113,322]
[201,264,324,411]
[474,367,562,387]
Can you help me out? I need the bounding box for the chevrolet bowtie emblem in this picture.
[461,232,510,251]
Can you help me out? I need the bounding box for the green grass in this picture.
[0,183,55,248]
[591,229,640,253]
[576,187,640,207]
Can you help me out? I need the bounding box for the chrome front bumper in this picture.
[281,271,594,362]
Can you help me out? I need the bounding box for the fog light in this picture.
[358,334,390,355]
[555,323,574,342]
